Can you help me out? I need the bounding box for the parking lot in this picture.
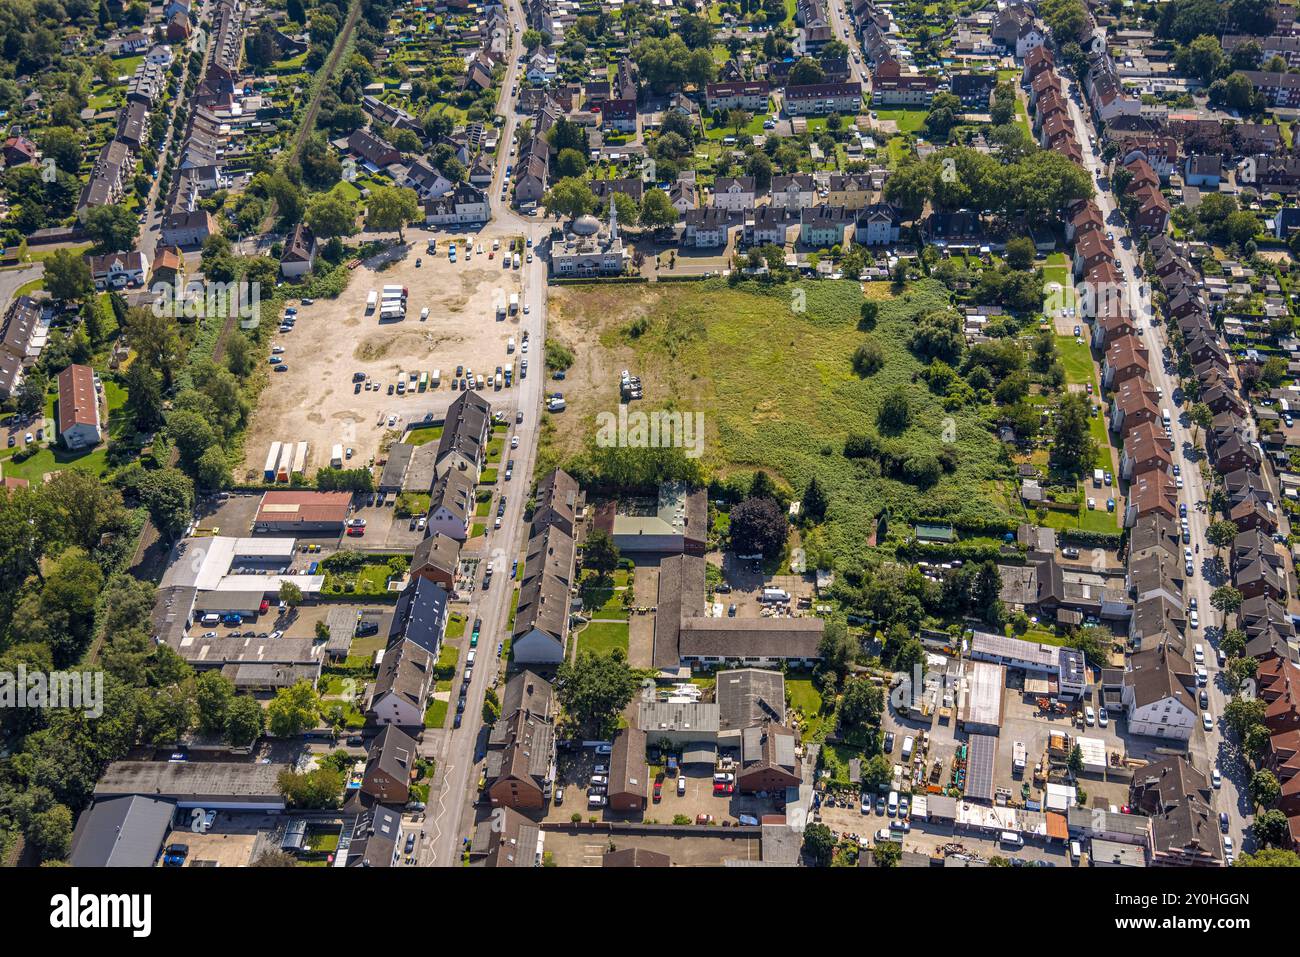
[545,745,782,826]
[539,827,762,866]
[240,230,527,481]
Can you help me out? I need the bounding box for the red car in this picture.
[713,782,734,796]
[653,782,662,803]
[346,526,365,537]
[259,599,269,614]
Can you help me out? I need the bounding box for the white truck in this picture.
[366,290,378,313]
[431,368,441,388]
[330,444,344,468]
[1013,741,1027,775]
[496,300,506,320]
[509,293,519,315]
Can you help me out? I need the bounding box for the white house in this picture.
[279,222,315,279]
[57,364,101,450]
[711,176,756,211]
[87,250,149,289]
[1121,644,1197,742]
[401,158,454,200]
[426,469,474,541]
[769,174,815,210]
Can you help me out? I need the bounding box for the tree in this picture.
[43,248,94,302]
[195,670,235,735]
[137,467,194,540]
[1221,628,1247,659]
[877,387,911,434]
[1251,768,1281,808]
[815,619,857,693]
[802,476,829,523]
[276,765,344,808]
[729,495,788,559]
[872,840,901,867]
[1205,520,1238,551]
[554,147,587,178]
[167,409,217,468]
[82,204,139,252]
[27,803,73,861]
[853,336,885,376]
[554,650,639,735]
[837,677,884,748]
[225,694,266,748]
[584,528,620,579]
[1236,847,1300,867]
[803,822,835,866]
[861,754,893,793]
[1210,585,1243,616]
[1177,34,1226,84]
[973,561,1004,627]
[542,177,597,219]
[1049,393,1096,476]
[1247,808,1289,849]
[279,580,303,608]
[1224,696,1267,738]
[1004,236,1035,270]
[640,188,678,227]
[125,306,184,389]
[364,185,421,241]
[267,680,320,737]
[305,188,359,238]
[1067,743,1084,776]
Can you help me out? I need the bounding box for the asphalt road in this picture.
[421,0,555,867]
[1061,75,1252,850]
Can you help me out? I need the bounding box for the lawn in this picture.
[405,424,443,446]
[546,279,1013,566]
[424,697,448,729]
[576,620,629,657]
[874,108,929,134]
[786,672,830,742]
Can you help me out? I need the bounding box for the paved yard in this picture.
[539,828,762,866]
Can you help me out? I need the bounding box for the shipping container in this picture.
[275,441,294,483]
[264,441,283,482]
[431,369,441,387]
[366,291,377,312]
[292,441,308,476]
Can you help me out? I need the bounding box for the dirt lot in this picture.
[240,233,527,480]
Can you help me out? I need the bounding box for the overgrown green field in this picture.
[547,279,1014,566]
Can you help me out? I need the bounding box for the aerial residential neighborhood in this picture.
[0,0,1294,925]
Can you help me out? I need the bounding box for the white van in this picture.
[1194,643,1205,664]
[466,651,476,665]
[887,790,899,816]
[1162,408,1172,427]
[200,613,221,626]
[1070,840,1082,863]
[999,831,1024,847]
[901,735,914,761]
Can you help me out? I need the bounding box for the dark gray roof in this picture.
[716,668,787,731]
[435,390,491,468]
[387,576,449,656]
[69,795,176,867]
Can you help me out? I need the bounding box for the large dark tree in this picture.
[729,495,788,558]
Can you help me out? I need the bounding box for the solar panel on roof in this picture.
[965,733,997,803]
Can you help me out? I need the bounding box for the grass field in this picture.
[875,108,929,134]
[576,620,630,657]
[546,279,1013,566]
